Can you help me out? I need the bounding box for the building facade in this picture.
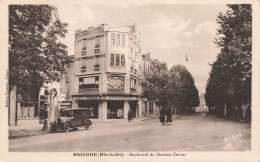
[195,94,209,112]
[70,24,143,121]
[140,52,160,117]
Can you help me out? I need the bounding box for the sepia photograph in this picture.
[1,0,260,161]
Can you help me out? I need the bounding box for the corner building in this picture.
[72,24,142,121]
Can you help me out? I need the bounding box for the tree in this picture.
[205,5,252,118]
[9,5,68,102]
[144,60,199,114]
[170,64,200,114]
[144,59,171,109]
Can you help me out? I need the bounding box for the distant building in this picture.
[195,94,209,112]
[140,52,160,116]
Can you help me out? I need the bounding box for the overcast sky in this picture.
[57,4,228,94]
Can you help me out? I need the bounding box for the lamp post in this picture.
[42,85,49,130]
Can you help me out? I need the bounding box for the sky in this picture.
[56,4,228,94]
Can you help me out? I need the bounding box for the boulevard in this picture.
[9,114,251,152]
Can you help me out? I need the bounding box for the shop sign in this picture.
[75,96,100,100]
[60,102,72,106]
[105,96,139,100]
[74,96,139,101]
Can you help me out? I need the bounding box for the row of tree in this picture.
[205,5,252,121]
[143,59,200,114]
[9,5,68,102]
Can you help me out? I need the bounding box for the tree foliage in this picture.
[205,5,251,118]
[9,5,68,102]
[144,60,199,114]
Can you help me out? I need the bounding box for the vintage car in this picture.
[50,108,92,133]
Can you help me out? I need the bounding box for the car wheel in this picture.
[50,124,57,133]
[63,123,70,133]
[85,121,90,130]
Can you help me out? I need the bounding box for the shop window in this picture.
[130,78,137,90]
[78,101,98,119]
[107,101,124,119]
[108,76,124,89]
[79,76,99,89]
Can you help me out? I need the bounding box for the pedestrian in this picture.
[128,110,132,122]
[167,109,172,125]
[160,109,165,126]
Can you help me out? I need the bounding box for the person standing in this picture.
[160,109,165,126]
[167,109,172,125]
[128,110,132,122]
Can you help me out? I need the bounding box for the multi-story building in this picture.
[71,24,143,121]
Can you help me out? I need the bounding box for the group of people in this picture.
[159,109,173,126]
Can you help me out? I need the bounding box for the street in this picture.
[9,114,251,152]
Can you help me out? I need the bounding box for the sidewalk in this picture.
[9,119,49,139]
[9,117,151,139]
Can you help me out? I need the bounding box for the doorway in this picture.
[130,101,138,118]
[107,101,124,119]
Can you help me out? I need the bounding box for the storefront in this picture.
[78,100,99,119]
[72,94,141,121]
[107,101,124,119]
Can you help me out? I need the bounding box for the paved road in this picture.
[9,114,251,152]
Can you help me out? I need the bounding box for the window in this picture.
[81,58,87,72]
[95,36,100,48]
[111,54,125,67]
[82,39,87,55]
[94,58,101,71]
[79,76,99,89]
[111,33,115,45]
[116,34,120,46]
[121,54,125,66]
[110,54,115,66]
[121,34,125,46]
[95,36,100,54]
[78,101,98,119]
[116,54,120,66]
[130,78,137,90]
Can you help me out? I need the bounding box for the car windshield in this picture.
[60,110,74,117]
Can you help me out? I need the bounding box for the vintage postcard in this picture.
[0,0,260,161]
